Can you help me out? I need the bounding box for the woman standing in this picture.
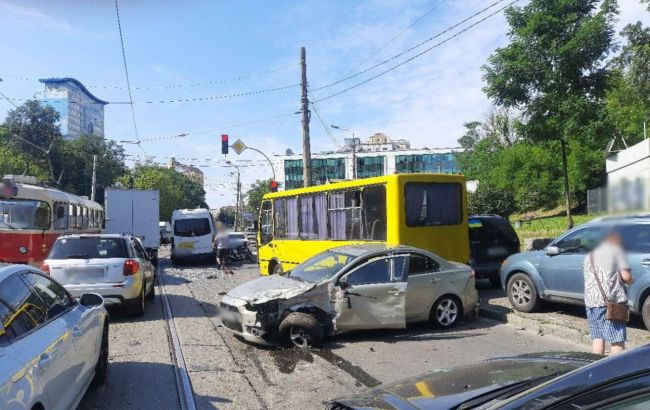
[583,229,634,355]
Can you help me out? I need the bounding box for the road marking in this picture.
[158,263,197,410]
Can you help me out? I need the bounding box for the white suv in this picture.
[42,234,155,316]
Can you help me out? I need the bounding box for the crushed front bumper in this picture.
[219,294,275,346]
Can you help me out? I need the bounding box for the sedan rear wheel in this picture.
[430,296,462,328]
[507,273,541,312]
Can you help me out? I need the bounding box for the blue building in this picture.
[36,78,107,140]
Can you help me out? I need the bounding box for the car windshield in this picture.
[49,237,128,259]
[0,199,51,230]
[289,250,355,283]
[174,218,211,237]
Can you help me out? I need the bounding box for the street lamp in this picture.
[224,161,242,230]
[331,124,357,179]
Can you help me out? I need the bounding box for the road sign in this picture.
[232,139,247,155]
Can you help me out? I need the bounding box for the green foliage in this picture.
[246,179,272,213]
[120,165,207,221]
[0,129,50,180]
[468,183,516,217]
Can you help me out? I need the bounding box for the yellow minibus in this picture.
[257,173,469,275]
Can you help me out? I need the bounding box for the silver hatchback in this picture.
[43,234,155,316]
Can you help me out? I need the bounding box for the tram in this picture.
[0,175,103,265]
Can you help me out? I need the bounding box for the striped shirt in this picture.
[583,242,629,308]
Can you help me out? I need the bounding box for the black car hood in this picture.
[328,353,600,410]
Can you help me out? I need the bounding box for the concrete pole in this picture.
[300,47,312,187]
[91,154,97,201]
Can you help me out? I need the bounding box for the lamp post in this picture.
[331,125,357,179]
[225,161,241,230]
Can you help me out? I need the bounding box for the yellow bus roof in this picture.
[263,173,466,199]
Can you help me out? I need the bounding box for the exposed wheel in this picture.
[430,295,462,328]
[489,276,502,288]
[129,282,146,317]
[642,295,650,331]
[272,262,283,275]
[279,312,324,349]
[507,273,541,313]
[146,278,155,301]
[91,324,109,387]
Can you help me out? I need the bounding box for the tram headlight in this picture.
[18,246,28,254]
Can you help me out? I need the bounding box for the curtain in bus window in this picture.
[329,192,346,240]
[405,184,426,226]
[345,191,362,240]
[287,198,299,239]
[300,196,316,239]
[315,194,328,240]
[405,183,461,226]
[362,186,386,240]
[274,199,287,238]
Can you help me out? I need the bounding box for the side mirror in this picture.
[546,246,560,256]
[80,293,104,308]
[339,276,349,289]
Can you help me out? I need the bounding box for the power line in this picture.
[313,0,518,103]
[309,98,338,147]
[310,0,512,94]
[114,0,140,153]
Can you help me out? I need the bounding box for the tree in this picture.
[119,165,207,221]
[468,183,516,217]
[483,0,618,228]
[246,179,272,212]
[3,100,63,181]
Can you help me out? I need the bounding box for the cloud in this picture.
[0,2,72,32]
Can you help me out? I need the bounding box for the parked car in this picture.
[468,215,520,287]
[220,244,478,348]
[0,264,109,410]
[160,227,172,244]
[327,343,650,409]
[500,215,650,329]
[42,234,156,316]
[171,208,216,265]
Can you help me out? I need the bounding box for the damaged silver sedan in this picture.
[219,244,479,348]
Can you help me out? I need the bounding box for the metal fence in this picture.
[587,187,607,214]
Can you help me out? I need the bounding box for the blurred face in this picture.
[604,231,622,245]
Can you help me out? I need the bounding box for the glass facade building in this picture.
[356,156,385,178]
[284,158,346,189]
[395,153,457,174]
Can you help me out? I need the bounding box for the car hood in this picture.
[226,275,315,305]
[506,250,546,265]
[327,353,599,410]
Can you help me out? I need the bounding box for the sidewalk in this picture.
[477,280,650,348]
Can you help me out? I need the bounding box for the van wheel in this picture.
[279,312,324,349]
[507,273,541,313]
[91,324,109,387]
[642,296,650,331]
[430,295,462,328]
[272,262,283,275]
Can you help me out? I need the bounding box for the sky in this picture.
[0,0,648,208]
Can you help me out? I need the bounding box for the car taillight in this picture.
[40,263,50,274]
[123,259,140,276]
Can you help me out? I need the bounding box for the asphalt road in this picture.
[79,247,588,410]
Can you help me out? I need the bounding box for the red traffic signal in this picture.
[270,181,278,192]
[221,134,229,155]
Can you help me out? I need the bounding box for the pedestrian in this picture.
[583,228,634,356]
[214,232,230,270]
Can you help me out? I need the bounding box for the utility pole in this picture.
[351,134,356,180]
[300,47,312,187]
[91,154,97,201]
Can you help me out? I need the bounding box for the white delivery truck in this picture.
[104,188,161,264]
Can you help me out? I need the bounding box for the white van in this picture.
[171,209,216,265]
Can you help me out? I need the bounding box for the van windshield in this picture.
[174,218,211,237]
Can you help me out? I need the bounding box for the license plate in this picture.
[178,242,195,250]
[220,309,239,323]
[487,246,508,256]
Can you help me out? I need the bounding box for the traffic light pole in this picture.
[241,145,276,181]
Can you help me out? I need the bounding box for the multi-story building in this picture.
[36,78,107,140]
[276,134,461,189]
[167,158,204,188]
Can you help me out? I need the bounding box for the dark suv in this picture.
[468,215,520,287]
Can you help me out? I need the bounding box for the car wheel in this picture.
[273,262,283,275]
[489,276,501,288]
[279,312,324,349]
[146,279,155,301]
[507,273,541,312]
[642,295,650,331]
[430,295,462,328]
[91,324,109,387]
[130,283,146,317]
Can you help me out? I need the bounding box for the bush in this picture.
[468,183,516,217]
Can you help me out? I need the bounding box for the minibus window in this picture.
[328,190,362,240]
[405,183,462,227]
[274,199,288,238]
[286,198,299,239]
[260,201,273,245]
[299,196,318,239]
[362,185,386,240]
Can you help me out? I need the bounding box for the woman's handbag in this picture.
[591,255,629,323]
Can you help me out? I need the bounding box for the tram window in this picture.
[81,207,88,229]
[53,202,68,230]
[69,204,79,229]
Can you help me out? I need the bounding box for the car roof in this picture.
[58,233,128,239]
[0,264,40,282]
[587,213,650,225]
[469,214,508,220]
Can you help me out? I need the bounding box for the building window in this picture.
[312,158,345,184]
[396,153,458,174]
[284,159,304,190]
[357,156,384,178]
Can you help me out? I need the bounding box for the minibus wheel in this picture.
[272,262,283,275]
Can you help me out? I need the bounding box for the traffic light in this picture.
[221,134,229,155]
[270,181,278,192]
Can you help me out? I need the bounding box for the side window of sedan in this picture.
[24,273,73,319]
[409,254,440,275]
[346,258,391,285]
[133,240,148,260]
[0,275,49,339]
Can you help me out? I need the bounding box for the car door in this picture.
[0,273,75,410]
[619,223,650,284]
[23,272,97,393]
[334,255,407,331]
[540,226,603,297]
[133,239,154,293]
[403,253,442,322]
